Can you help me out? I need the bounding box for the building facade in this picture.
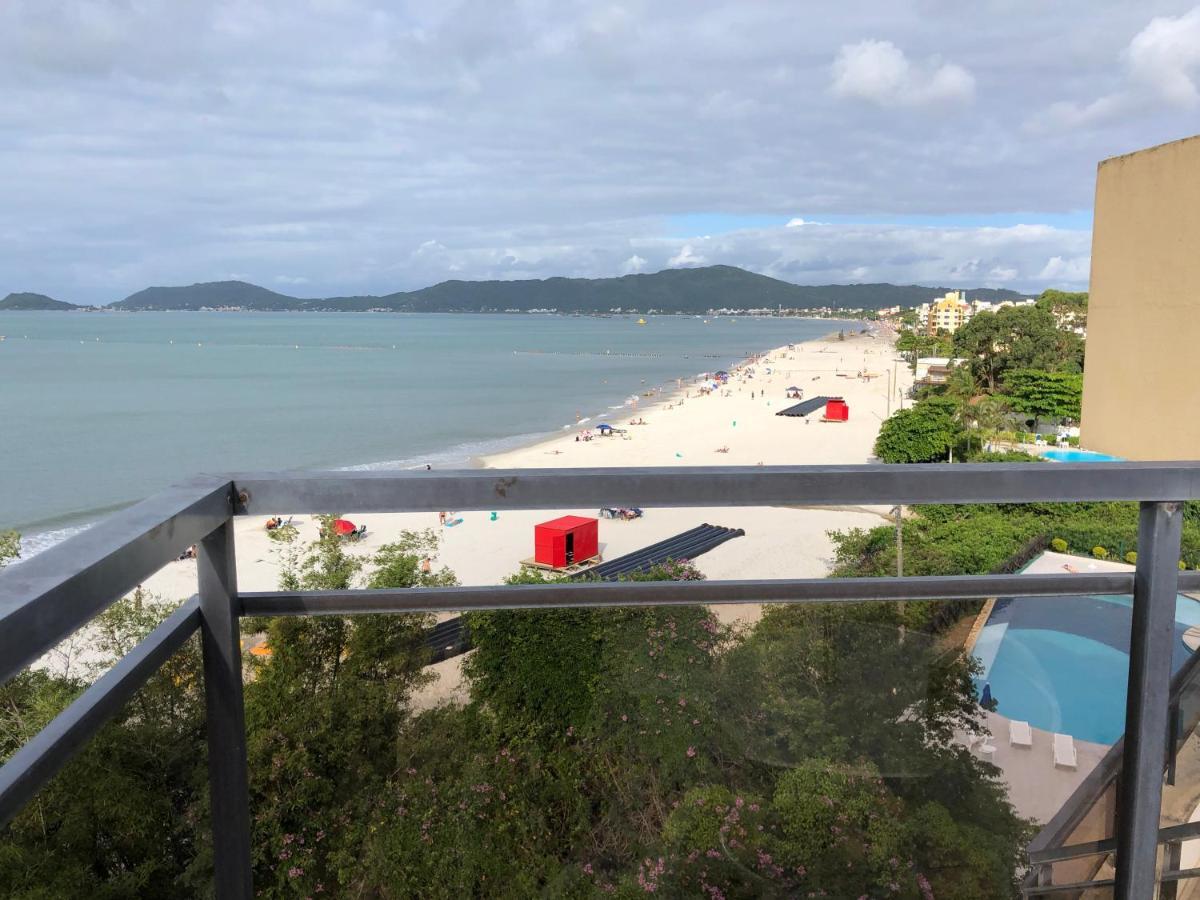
[925,291,972,334]
[1079,135,1200,460]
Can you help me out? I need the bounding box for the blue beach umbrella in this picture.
[981,682,993,707]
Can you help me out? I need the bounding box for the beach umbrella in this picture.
[980,682,993,707]
[333,518,356,535]
[787,385,801,392]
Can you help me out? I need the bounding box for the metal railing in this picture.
[3,462,1200,899]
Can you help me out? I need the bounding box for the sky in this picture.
[2,1,1199,304]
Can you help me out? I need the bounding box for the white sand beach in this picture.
[44,324,913,697]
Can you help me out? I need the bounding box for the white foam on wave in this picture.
[15,521,97,563]
[338,431,551,472]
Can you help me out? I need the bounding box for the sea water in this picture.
[0,311,855,553]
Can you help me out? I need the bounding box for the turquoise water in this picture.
[974,593,1200,744]
[1042,449,1122,462]
[0,311,854,551]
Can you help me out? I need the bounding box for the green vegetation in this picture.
[875,396,960,463]
[1,518,1030,897]
[952,305,1083,391]
[1003,369,1082,430]
[106,268,1023,313]
[0,292,82,311]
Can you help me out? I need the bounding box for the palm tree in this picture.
[974,394,1014,453]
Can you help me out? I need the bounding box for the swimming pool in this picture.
[973,593,1200,745]
[1041,449,1123,462]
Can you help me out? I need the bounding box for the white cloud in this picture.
[786,217,815,227]
[1126,7,1200,106]
[621,254,647,274]
[667,244,706,267]
[274,274,309,284]
[830,39,975,108]
[1030,6,1200,131]
[1038,255,1091,282]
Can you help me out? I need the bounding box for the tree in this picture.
[874,397,960,463]
[953,305,1083,390]
[1003,369,1082,430]
[243,518,448,896]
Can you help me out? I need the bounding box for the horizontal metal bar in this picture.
[0,598,201,829]
[240,571,1140,617]
[232,462,1200,514]
[1161,866,1200,883]
[1029,818,1200,865]
[0,478,232,686]
[1023,878,1116,896]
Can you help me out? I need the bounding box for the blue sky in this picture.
[2,1,1198,302]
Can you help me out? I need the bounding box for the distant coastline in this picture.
[1,263,1024,315]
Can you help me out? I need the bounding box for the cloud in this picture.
[1030,6,1200,131]
[667,244,706,267]
[830,40,975,107]
[786,217,816,227]
[0,2,1163,302]
[622,254,648,274]
[1038,255,1091,282]
[274,274,309,284]
[1127,7,1200,106]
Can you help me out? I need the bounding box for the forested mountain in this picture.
[0,292,81,311]
[106,266,1024,313]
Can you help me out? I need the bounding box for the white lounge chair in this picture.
[1010,720,1033,748]
[1054,733,1078,769]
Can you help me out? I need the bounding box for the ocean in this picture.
[0,311,856,555]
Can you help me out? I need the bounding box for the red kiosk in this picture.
[533,516,599,569]
[823,398,849,422]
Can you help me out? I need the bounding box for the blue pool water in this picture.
[974,593,1200,745]
[1041,449,1123,462]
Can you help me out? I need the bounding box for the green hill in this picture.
[107,266,1024,313]
[0,292,80,311]
[111,280,304,311]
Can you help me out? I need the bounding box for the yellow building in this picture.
[1079,135,1200,460]
[925,291,972,335]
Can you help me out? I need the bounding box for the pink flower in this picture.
[686,746,697,757]
[288,866,303,878]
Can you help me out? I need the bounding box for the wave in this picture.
[337,431,552,472]
[15,521,97,564]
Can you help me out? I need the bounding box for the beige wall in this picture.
[1080,135,1200,460]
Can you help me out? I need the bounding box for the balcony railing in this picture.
[3,462,1200,898]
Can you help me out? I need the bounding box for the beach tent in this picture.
[534,515,599,568]
[786,385,802,392]
[597,423,614,433]
[333,518,357,535]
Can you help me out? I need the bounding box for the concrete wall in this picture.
[1080,135,1200,460]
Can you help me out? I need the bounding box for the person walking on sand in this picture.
[438,511,447,526]
[421,557,432,575]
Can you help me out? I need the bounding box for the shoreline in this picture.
[11,319,865,559]
[35,323,909,687]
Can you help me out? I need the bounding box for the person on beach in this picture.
[421,557,432,575]
[439,511,447,526]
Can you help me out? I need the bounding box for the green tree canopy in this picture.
[874,397,960,463]
[953,305,1084,390]
[1003,368,1083,427]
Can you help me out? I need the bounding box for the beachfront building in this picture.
[1080,135,1200,460]
[971,297,1036,315]
[924,290,972,335]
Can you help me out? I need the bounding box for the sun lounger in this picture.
[1054,733,1077,769]
[1010,720,1033,748]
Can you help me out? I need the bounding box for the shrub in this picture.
[1092,546,1108,559]
[1124,551,1138,565]
[1050,538,1068,553]
[1181,560,1189,570]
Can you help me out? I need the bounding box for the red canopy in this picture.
[333,518,356,535]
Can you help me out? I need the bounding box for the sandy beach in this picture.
[44,323,913,700]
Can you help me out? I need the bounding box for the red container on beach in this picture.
[824,398,849,421]
[534,516,599,568]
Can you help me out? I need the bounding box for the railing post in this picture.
[198,519,253,898]
[1116,500,1184,899]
